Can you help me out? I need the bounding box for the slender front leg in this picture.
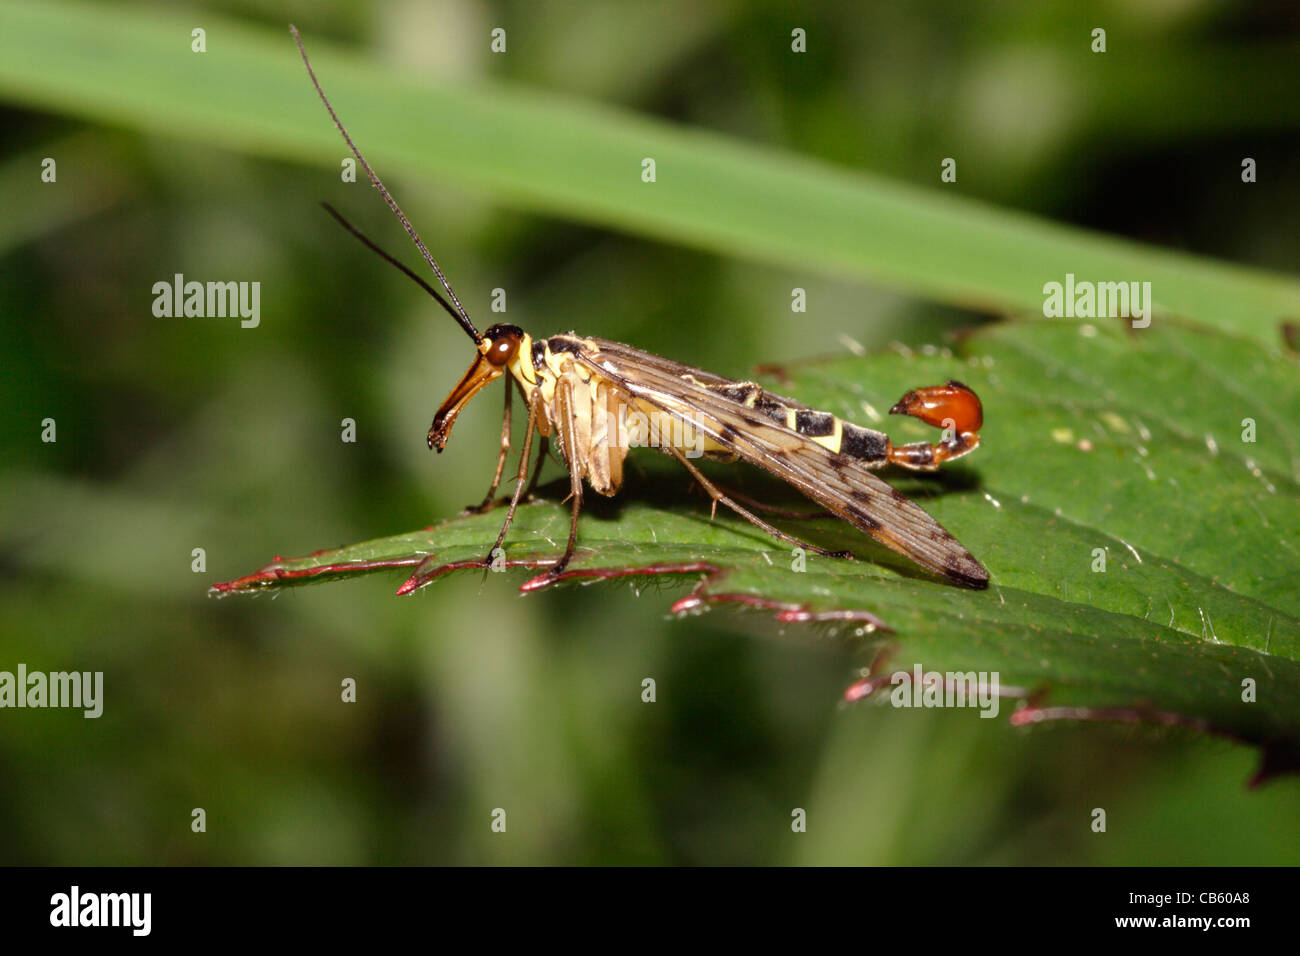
[540,377,584,579]
[523,435,549,498]
[485,386,543,562]
[465,379,514,514]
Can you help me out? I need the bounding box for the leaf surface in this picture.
[213,318,1300,763]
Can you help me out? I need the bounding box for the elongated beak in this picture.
[428,353,501,451]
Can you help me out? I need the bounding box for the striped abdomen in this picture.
[700,381,890,467]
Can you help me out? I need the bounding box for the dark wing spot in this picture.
[794,410,836,437]
[889,486,910,503]
[945,553,990,590]
[841,422,888,462]
[845,505,881,531]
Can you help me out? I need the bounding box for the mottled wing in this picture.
[574,337,988,589]
[583,337,810,407]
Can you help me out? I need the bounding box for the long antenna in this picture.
[319,202,464,324]
[290,24,481,344]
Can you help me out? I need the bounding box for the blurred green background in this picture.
[3,0,1300,864]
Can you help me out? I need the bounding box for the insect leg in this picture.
[523,435,549,498]
[665,445,852,558]
[707,482,832,520]
[465,379,514,514]
[484,386,543,562]
[542,377,585,578]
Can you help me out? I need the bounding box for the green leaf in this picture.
[213,316,1300,767]
[1,0,1299,346]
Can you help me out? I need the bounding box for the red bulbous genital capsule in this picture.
[889,380,983,434]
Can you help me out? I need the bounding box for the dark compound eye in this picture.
[484,329,521,367]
